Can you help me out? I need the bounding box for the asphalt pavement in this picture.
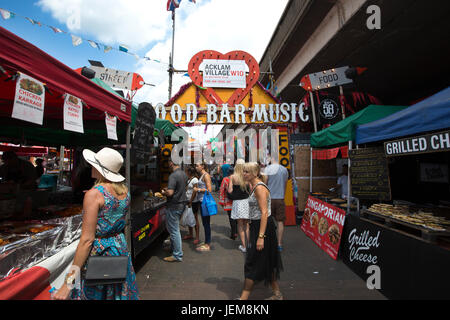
[134,192,386,300]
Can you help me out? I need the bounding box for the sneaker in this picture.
[277,245,283,252]
[265,291,283,300]
[163,256,182,262]
[238,245,246,253]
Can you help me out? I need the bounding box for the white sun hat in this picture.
[82,147,125,182]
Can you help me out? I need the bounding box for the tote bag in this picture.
[201,191,218,217]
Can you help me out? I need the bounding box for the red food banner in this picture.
[301,196,346,260]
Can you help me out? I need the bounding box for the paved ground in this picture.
[134,193,386,300]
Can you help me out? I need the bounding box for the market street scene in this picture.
[0,0,449,303]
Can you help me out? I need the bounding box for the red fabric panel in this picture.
[0,266,50,300]
[313,148,340,160]
[0,26,131,122]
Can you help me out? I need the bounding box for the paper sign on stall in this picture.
[301,196,346,260]
[12,73,45,125]
[63,94,84,133]
[105,113,118,140]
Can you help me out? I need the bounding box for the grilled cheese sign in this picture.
[384,130,450,156]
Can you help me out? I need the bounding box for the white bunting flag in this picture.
[63,94,84,133]
[0,8,13,20]
[71,34,82,47]
[12,73,45,125]
[88,40,98,49]
[50,26,63,33]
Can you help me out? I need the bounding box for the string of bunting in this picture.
[0,7,169,66]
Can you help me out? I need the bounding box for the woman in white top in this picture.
[184,165,200,244]
[227,159,249,253]
[239,162,283,301]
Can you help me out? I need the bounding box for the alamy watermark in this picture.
[366,5,381,30]
[170,128,281,167]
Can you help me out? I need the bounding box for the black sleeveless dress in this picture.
[244,182,283,286]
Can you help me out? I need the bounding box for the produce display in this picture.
[368,203,450,232]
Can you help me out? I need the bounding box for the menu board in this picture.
[131,102,156,165]
[301,196,346,260]
[349,147,391,201]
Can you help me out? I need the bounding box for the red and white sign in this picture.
[105,113,118,140]
[63,94,84,133]
[12,73,45,125]
[201,59,247,89]
[301,196,346,260]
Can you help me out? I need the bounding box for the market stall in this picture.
[127,102,186,259]
[337,87,450,299]
[0,26,132,299]
[299,104,408,260]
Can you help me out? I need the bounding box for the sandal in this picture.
[193,239,200,245]
[182,235,193,240]
[196,244,210,252]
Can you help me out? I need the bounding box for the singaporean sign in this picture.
[301,196,346,260]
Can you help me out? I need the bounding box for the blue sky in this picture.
[0,0,160,71]
[0,0,288,143]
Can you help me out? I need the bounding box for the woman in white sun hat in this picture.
[54,147,139,300]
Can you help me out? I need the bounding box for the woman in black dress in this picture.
[238,162,283,300]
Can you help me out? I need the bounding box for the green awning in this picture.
[310,105,408,148]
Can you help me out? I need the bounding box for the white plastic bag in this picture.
[180,206,196,227]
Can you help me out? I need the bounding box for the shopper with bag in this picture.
[219,166,237,240]
[53,147,139,300]
[162,160,188,262]
[182,166,199,243]
[194,162,214,252]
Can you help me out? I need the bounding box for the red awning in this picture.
[0,26,131,123]
[313,146,348,160]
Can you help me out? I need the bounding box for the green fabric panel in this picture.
[310,105,408,147]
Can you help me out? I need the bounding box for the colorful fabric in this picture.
[71,185,139,300]
[219,177,232,211]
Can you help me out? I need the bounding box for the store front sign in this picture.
[300,66,353,91]
[155,102,309,124]
[301,196,346,260]
[384,130,450,157]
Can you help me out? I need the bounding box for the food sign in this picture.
[63,94,84,133]
[12,73,45,125]
[301,196,346,260]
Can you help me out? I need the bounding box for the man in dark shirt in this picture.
[162,160,188,262]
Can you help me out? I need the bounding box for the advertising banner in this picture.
[63,94,84,133]
[12,73,45,125]
[105,113,118,140]
[201,59,247,88]
[301,196,346,260]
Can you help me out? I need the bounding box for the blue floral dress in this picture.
[71,185,140,300]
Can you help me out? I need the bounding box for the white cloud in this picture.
[37,0,170,49]
[37,0,288,106]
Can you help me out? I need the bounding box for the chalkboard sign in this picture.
[131,102,156,165]
[349,147,391,201]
